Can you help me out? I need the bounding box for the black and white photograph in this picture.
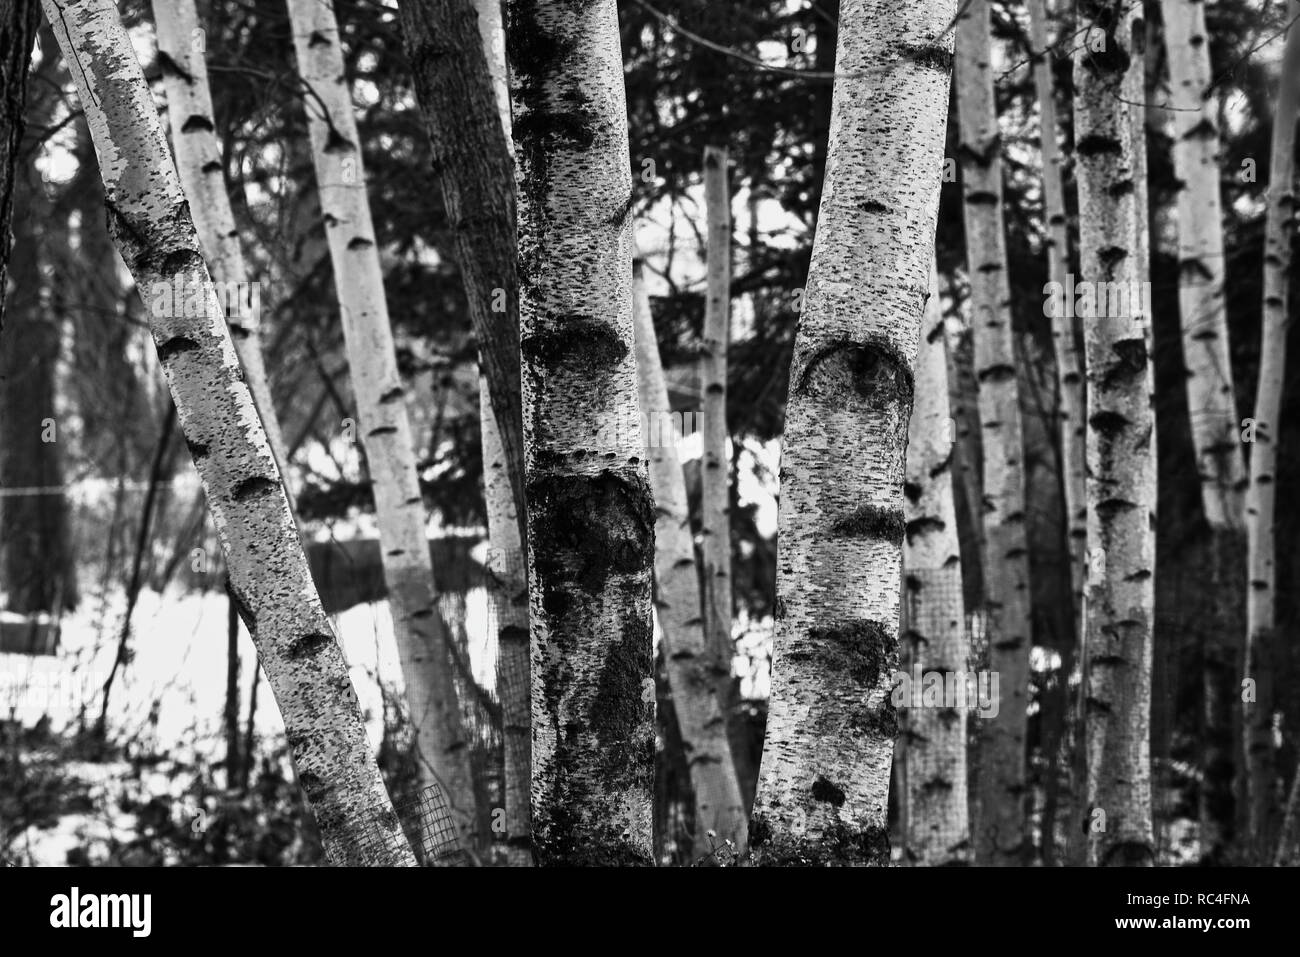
[0,0,1293,931]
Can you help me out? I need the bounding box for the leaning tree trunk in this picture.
[506,0,656,865]
[152,0,289,476]
[901,264,970,866]
[41,0,412,866]
[633,257,748,860]
[1028,0,1085,632]
[286,0,479,853]
[1246,0,1300,864]
[0,0,39,326]
[749,0,956,866]
[396,0,527,539]
[1074,0,1156,867]
[1161,0,1249,863]
[956,0,1033,866]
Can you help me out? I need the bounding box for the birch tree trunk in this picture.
[956,0,1033,866]
[41,0,412,866]
[286,0,480,853]
[1245,0,1300,863]
[750,0,956,866]
[1074,0,1156,867]
[1028,0,1085,627]
[633,258,748,860]
[152,0,288,475]
[902,264,970,866]
[700,144,747,794]
[506,0,656,865]
[462,0,533,867]
[0,0,39,325]
[1161,0,1249,861]
[397,0,527,538]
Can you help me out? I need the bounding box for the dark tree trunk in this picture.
[0,0,39,326]
[396,0,527,545]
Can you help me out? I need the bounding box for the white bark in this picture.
[1074,0,1156,866]
[41,0,412,865]
[633,258,747,860]
[1161,0,1247,863]
[286,0,479,853]
[152,0,289,478]
[700,145,734,711]
[1162,0,1247,529]
[750,0,956,866]
[507,0,656,865]
[1246,0,1300,861]
[955,0,1033,866]
[472,0,532,867]
[901,264,970,865]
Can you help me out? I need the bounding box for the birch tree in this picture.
[506,0,656,865]
[632,257,747,860]
[286,0,480,852]
[0,0,39,324]
[750,0,956,866]
[699,145,737,759]
[1245,0,1300,861]
[40,0,412,865]
[902,265,970,865]
[152,0,288,474]
[1161,0,1249,862]
[1029,0,1085,623]
[1074,0,1156,867]
[955,0,1033,866]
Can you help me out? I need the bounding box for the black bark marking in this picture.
[157,336,201,363]
[905,516,946,542]
[347,236,374,250]
[528,469,654,622]
[286,631,332,660]
[367,426,398,437]
[794,338,914,404]
[1076,134,1122,157]
[898,42,953,73]
[804,619,896,687]
[521,316,628,369]
[811,775,846,807]
[180,114,215,134]
[379,386,405,403]
[231,475,278,501]
[830,504,906,540]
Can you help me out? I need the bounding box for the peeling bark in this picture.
[40,0,412,865]
[750,0,956,866]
